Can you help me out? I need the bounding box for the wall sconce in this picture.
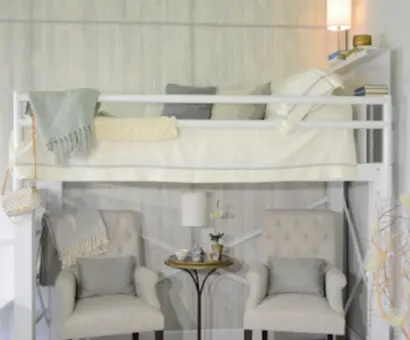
[327,0,352,51]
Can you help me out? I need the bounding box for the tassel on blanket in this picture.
[47,125,94,164]
[60,235,110,269]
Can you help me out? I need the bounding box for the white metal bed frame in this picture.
[10,92,393,340]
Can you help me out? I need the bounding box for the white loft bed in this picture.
[10,92,393,340]
[13,94,386,184]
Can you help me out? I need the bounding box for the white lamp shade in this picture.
[181,192,207,227]
[327,0,352,31]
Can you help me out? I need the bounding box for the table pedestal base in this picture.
[182,269,217,340]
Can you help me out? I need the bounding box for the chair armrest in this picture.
[55,269,77,321]
[325,266,347,314]
[245,264,268,312]
[134,266,161,309]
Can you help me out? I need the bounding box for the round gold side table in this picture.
[165,255,233,340]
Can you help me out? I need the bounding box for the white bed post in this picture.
[36,180,63,340]
[366,99,393,340]
[326,182,345,270]
[12,92,36,340]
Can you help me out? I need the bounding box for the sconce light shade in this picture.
[181,192,207,227]
[327,0,352,31]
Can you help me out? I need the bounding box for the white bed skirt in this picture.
[11,105,357,183]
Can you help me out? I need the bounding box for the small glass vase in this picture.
[211,243,224,260]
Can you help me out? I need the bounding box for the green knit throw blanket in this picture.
[28,88,100,164]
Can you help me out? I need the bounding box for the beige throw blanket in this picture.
[94,116,178,141]
[47,209,109,269]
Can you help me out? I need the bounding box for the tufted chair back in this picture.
[98,210,143,265]
[260,209,338,267]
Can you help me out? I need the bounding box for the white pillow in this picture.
[265,69,344,132]
[211,82,271,120]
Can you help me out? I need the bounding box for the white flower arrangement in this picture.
[209,200,224,243]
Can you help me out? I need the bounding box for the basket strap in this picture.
[32,112,37,182]
[1,168,10,196]
[1,111,37,195]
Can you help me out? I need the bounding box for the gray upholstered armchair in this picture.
[55,210,164,340]
[244,209,346,340]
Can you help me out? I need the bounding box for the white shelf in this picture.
[330,48,388,74]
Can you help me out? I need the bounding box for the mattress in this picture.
[11,105,357,183]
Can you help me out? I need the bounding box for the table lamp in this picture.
[181,191,207,228]
[181,191,207,253]
[327,0,352,52]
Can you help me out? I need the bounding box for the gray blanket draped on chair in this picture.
[39,214,61,287]
[39,209,110,286]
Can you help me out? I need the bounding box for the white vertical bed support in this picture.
[36,181,63,340]
[367,98,393,340]
[13,95,36,340]
[326,183,345,270]
[382,100,393,197]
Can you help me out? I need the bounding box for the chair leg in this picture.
[328,335,345,340]
[244,329,252,340]
[132,333,139,340]
[155,330,164,340]
[262,330,268,340]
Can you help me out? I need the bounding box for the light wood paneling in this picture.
[0,24,31,91]
[0,24,11,91]
[31,24,191,92]
[195,27,337,88]
[0,0,31,19]
[32,0,192,22]
[194,0,327,26]
[32,0,125,21]
[124,0,191,23]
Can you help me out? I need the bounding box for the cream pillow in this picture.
[211,82,271,120]
[265,69,344,132]
[98,102,150,117]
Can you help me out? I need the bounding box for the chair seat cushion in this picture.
[244,293,344,335]
[63,295,164,339]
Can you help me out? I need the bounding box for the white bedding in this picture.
[11,104,357,183]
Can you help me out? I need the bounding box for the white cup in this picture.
[175,249,189,260]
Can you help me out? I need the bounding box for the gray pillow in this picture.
[238,82,271,120]
[77,256,136,299]
[161,83,217,119]
[268,257,326,296]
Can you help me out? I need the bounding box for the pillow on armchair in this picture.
[76,256,136,299]
[267,257,326,296]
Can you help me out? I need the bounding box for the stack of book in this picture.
[354,85,389,96]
